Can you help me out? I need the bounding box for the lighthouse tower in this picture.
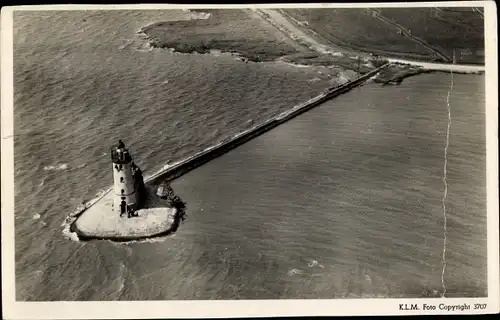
[111,140,140,217]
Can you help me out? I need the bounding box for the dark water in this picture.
[13,10,486,300]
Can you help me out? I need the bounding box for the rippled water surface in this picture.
[13,10,486,300]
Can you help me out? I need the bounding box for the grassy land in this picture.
[379,8,484,64]
[140,9,381,74]
[283,7,484,64]
[282,8,435,60]
[141,8,482,85]
[141,9,303,63]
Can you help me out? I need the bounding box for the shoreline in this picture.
[139,8,484,82]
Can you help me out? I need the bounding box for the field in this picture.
[283,7,484,64]
[379,8,484,64]
[282,8,434,60]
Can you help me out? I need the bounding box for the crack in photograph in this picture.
[1,2,498,318]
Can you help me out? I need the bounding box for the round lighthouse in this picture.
[111,140,139,217]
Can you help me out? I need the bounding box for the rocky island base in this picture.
[70,184,186,242]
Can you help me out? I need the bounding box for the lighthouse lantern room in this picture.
[111,140,140,217]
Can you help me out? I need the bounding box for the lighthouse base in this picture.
[71,191,178,241]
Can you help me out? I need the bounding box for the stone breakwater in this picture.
[145,62,390,185]
[64,63,388,242]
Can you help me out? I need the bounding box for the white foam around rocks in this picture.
[74,192,176,239]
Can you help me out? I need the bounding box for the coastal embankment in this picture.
[371,59,484,85]
[386,58,485,73]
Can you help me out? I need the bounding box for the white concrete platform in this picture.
[73,191,177,240]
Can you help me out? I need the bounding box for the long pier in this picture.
[65,63,389,236]
[145,63,390,186]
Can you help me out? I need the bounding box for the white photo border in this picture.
[1,1,498,318]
